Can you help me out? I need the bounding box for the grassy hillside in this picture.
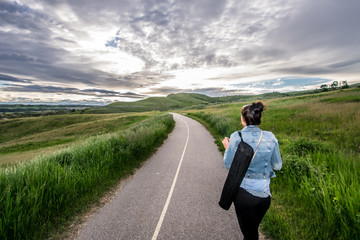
[0,104,94,120]
[82,93,214,113]
[182,88,360,240]
[82,86,355,114]
[82,92,304,114]
[0,112,157,165]
[0,114,174,239]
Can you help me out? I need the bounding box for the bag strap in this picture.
[238,131,263,161]
[238,131,244,141]
[251,131,263,161]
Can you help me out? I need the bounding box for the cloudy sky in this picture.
[0,0,359,104]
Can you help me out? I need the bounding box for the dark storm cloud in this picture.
[187,87,250,97]
[0,1,96,86]
[0,2,63,59]
[0,1,160,90]
[275,66,333,75]
[0,74,32,83]
[0,53,39,63]
[132,10,170,26]
[327,58,360,70]
[100,71,175,89]
[275,59,360,75]
[147,86,249,97]
[2,83,144,98]
[0,1,43,31]
[265,0,360,75]
[268,0,360,50]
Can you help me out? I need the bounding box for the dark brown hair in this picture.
[241,101,265,125]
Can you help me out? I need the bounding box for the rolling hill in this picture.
[82,84,360,114]
[82,93,220,114]
[82,92,276,114]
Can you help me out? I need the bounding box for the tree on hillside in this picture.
[341,80,349,89]
[320,84,328,92]
[331,81,339,90]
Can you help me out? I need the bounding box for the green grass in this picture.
[320,90,360,103]
[0,113,174,239]
[0,113,149,144]
[0,113,152,165]
[0,139,76,154]
[182,88,360,240]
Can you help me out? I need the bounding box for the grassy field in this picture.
[182,88,360,240]
[1,87,359,239]
[0,113,174,239]
[0,112,158,166]
[0,104,94,119]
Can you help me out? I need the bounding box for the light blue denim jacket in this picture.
[223,125,282,197]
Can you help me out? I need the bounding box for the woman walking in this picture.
[222,102,282,240]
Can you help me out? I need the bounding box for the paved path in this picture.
[76,113,242,240]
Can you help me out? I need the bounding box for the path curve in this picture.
[76,113,242,240]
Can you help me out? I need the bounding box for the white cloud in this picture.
[273,78,284,86]
[0,0,360,104]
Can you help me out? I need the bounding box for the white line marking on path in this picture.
[151,116,190,240]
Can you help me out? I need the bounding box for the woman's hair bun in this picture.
[251,101,265,113]
[241,101,265,125]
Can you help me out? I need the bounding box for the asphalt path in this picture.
[76,113,243,240]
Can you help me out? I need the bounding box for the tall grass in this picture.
[0,114,149,152]
[266,139,360,239]
[0,113,174,239]
[185,89,360,240]
[0,114,151,165]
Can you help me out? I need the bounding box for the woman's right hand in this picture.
[222,137,230,150]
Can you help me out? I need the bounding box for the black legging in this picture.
[233,187,271,240]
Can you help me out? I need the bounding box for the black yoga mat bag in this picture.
[219,131,262,210]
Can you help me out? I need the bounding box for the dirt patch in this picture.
[260,231,272,240]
